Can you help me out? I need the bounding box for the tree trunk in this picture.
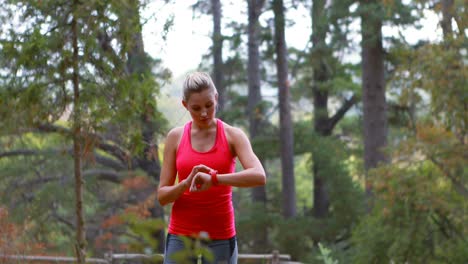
[311,0,331,218]
[211,0,225,112]
[273,0,297,218]
[247,0,267,205]
[360,0,388,203]
[441,0,454,38]
[71,1,86,262]
[308,0,359,218]
[122,1,165,253]
[124,1,162,180]
[247,0,268,251]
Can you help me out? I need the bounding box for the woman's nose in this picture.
[201,111,207,117]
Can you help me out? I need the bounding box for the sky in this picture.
[142,1,213,77]
[141,1,442,78]
[140,1,443,128]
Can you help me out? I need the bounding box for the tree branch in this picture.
[82,169,124,184]
[0,148,125,171]
[327,94,358,134]
[97,142,130,166]
[0,150,40,158]
[94,154,126,170]
[290,40,311,80]
[36,123,131,165]
[50,210,75,230]
[36,123,70,135]
[430,157,468,198]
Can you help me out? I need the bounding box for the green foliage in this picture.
[352,91,466,264]
[1,0,464,262]
[311,136,365,227]
[236,132,364,262]
[295,154,314,209]
[235,195,315,260]
[316,243,338,264]
[121,213,166,254]
[164,236,214,264]
[0,0,169,136]
[388,26,467,133]
[352,7,467,260]
[0,134,77,255]
[352,159,467,263]
[0,0,170,258]
[235,201,277,253]
[272,216,316,261]
[219,90,249,126]
[415,39,466,133]
[355,0,418,26]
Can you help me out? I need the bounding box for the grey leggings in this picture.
[163,233,238,264]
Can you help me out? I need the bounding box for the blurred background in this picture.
[0,0,466,263]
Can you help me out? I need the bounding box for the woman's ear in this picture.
[182,100,188,109]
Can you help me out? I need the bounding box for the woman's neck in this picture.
[192,118,217,131]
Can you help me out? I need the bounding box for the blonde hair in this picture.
[182,72,217,101]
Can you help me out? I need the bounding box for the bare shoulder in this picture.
[222,121,257,160]
[223,121,250,151]
[223,122,246,140]
[167,126,184,137]
[165,126,184,150]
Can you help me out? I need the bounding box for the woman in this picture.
[158,72,266,264]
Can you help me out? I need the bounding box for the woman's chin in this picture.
[198,118,215,126]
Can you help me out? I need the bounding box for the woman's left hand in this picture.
[190,171,213,192]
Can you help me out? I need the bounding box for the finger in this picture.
[187,167,199,182]
[195,164,211,173]
[198,175,211,192]
[190,175,199,192]
[189,175,197,189]
[191,166,199,175]
[184,176,193,188]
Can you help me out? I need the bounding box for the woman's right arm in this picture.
[157,128,188,206]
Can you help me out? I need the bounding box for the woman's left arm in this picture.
[216,126,266,187]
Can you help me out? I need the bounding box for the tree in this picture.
[359,0,388,204]
[440,0,455,37]
[247,0,267,207]
[246,0,270,251]
[272,0,297,218]
[191,0,229,114]
[118,0,167,251]
[308,0,358,218]
[0,207,47,258]
[351,1,467,262]
[211,0,226,112]
[0,0,168,255]
[70,0,85,261]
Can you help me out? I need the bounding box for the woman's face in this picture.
[183,89,218,127]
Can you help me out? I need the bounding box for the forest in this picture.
[0,0,466,263]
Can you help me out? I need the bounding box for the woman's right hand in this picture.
[183,164,211,189]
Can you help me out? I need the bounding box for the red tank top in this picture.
[169,119,236,239]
